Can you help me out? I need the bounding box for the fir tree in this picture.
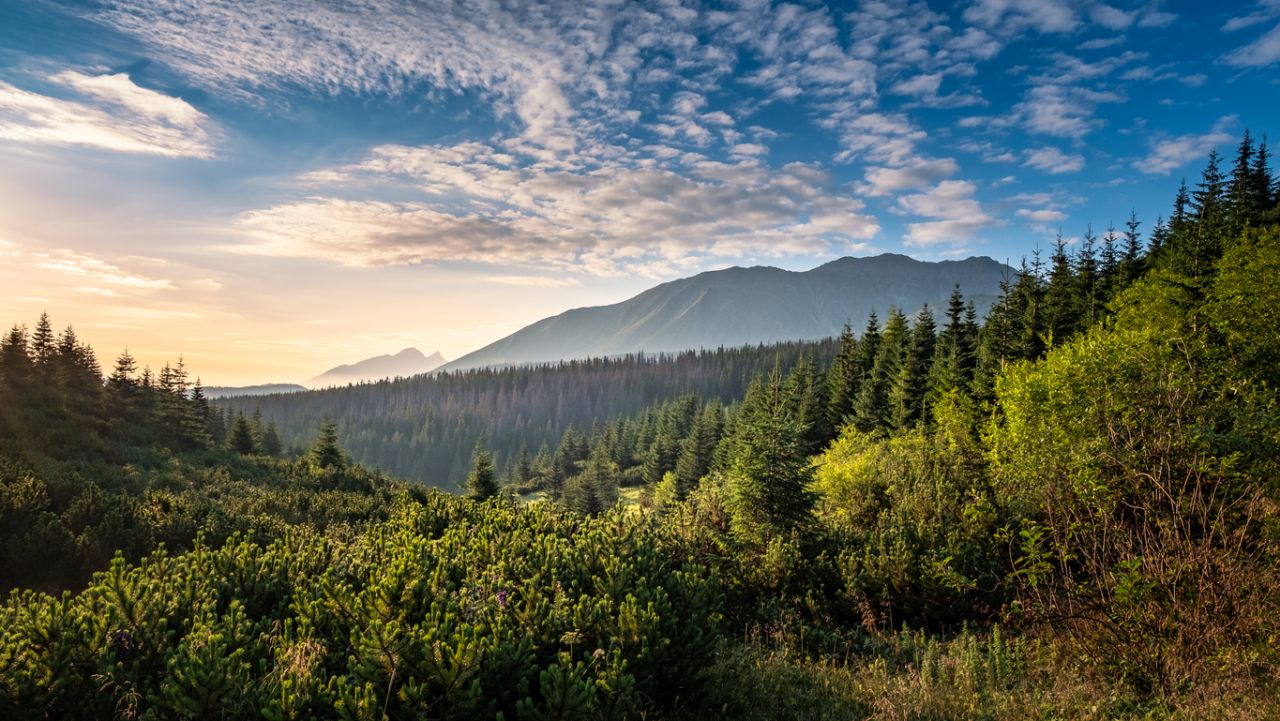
[853,308,907,433]
[228,413,257,455]
[1043,236,1078,346]
[725,371,815,544]
[466,444,499,500]
[310,420,345,469]
[825,323,860,433]
[889,305,936,429]
[673,401,721,498]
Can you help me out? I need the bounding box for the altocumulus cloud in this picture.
[0,71,215,158]
[233,141,880,277]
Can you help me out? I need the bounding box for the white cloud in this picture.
[1223,22,1280,66]
[1134,118,1235,175]
[235,141,880,276]
[897,180,998,248]
[1222,1,1280,32]
[963,0,1080,35]
[860,157,960,196]
[1022,146,1086,174]
[1008,83,1124,138]
[1016,208,1067,223]
[0,72,215,157]
[890,73,942,97]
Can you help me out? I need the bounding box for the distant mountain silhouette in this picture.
[442,254,1010,372]
[306,348,447,388]
[203,383,308,399]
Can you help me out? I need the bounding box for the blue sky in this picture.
[1,0,1277,383]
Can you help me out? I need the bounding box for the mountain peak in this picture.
[305,347,448,388]
[441,254,1010,372]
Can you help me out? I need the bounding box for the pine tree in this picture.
[853,307,907,433]
[1228,129,1256,232]
[825,323,860,433]
[928,288,978,403]
[889,305,936,429]
[673,401,721,498]
[1121,211,1144,283]
[466,444,499,500]
[785,355,827,453]
[1076,226,1100,326]
[1252,135,1276,220]
[309,420,345,469]
[1043,236,1078,345]
[1,325,32,390]
[228,413,257,455]
[561,440,619,515]
[30,313,54,367]
[260,421,282,457]
[725,371,815,544]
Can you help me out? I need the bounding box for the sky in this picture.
[1,0,1278,385]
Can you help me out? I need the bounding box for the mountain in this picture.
[442,254,1009,372]
[306,347,447,388]
[203,383,308,399]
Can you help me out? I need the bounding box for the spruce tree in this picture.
[1043,236,1078,345]
[853,308,907,433]
[889,305,936,429]
[466,444,499,500]
[228,414,257,455]
[825,323,860,433]
[1121,211,1144,283]
[1228,129,1256,231]
[260,421,283,457]
[673,401,721,498]
[310,420,345,469]
[725,371,815,544]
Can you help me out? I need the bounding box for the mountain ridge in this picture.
[306,347,447,388]
[440,253,1009,372]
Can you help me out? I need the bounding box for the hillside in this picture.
[443,254,1007,371]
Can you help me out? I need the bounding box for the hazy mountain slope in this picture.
[204,383,308,399]
[306,348,447,388]
[443,254,1008,371]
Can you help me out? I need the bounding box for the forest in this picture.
[0,132,1277,719]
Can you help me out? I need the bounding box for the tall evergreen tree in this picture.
[466,444,499,500]
[309,420,345,469]
[853,308,907,433]
[673,401,722,498]
[825,323,860,434]
[889,305,936,429]
[1121,211,1144,283]
[1043,236,1078,345]
[228,413,257,455]
[725,371,815,544]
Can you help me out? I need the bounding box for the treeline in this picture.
[0,317,407,591]
[217,340,837,486]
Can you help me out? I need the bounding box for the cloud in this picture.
[1022,146,1086,174]
[1008,83,1124,138]
[235,141,880,276]
[1134,118,1235,175]
[860,157,960,196]
[897,180,998,248]
[1016,208,1068,223]
[1222,1,1280,32]
[890,73,942,97]
[0,71,215,157]
[963,0,1080,35]
[1223,22,1280,66]
[828,112,926,165]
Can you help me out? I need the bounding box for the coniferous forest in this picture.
[2,135,1279,719]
